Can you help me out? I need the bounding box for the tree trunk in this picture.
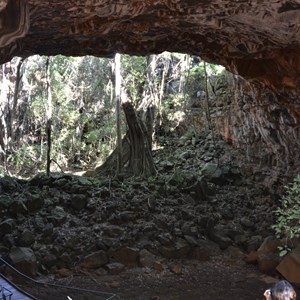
[122,101,156,177]
[0,63,9,168]
[203,61,212,131]
[10,57,25,146]
[87,102,156,178]
[115,53,122,174]
[46,57,52,176]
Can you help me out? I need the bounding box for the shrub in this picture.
[272,175,300,256]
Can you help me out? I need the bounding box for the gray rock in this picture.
[191,239,221,261]
[70,184,89,194]
[160,238,190,258]
[53,178,68,187]
[201,163,226,184]
[71,194,87,210]
[50,206,67,224]
[42,253,57,268]
[27,194,44,212]
[157,233,173,246]
[34,216,45,232]
[139,249,157,267]
[184,235,198,246]
[0,177,17,192]
[9,247,37,277]
[0,195,12,210]
[209,227,232,250]
[102,225,124,238]
[2,234,16,247]
[179,150,193,160]
[106,262,125,275]
[19,229,35,246]
[0,218,16,237]
[189,179,209,202]
[240,217,256,230]
[83,250,108,269]
[9,199,28,215]
[43,223,54,237]
[245,235,263,253]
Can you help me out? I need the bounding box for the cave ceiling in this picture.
[1,0,300,95]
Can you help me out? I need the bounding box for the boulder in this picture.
[256,236,281,275]
[83,250,108,269]
[276,245,300,284]
[9,247,37,277]
[110,247,139,267]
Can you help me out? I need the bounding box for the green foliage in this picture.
[272,175,300,255]
[1,52,226,176]
[7,144,43,175]
[121,55,147,105]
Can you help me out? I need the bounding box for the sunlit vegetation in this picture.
[0,53,225,177]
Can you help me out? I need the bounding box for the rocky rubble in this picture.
[0,131,279,278]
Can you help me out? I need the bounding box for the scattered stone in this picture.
[153,261,164,273]
[108,281,121,288]
[106,262,125,275]
[171,263,182,274]
[139,249,157,268]
[55,268,73,278]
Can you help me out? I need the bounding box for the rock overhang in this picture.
[1,0,300,95]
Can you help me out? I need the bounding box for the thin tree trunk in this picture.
[10,57,25,145]
[46,57,52,176]
[115,53,122,174]
[0,63,9,168]
[203,61,211,130]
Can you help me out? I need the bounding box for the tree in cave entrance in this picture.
[90,54,157,178]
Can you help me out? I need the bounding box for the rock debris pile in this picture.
[0,131,277,277]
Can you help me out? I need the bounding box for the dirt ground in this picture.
[15,256,295,300]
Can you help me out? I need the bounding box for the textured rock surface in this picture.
[0,1,300,96]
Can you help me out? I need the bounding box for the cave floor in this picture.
[15,256,281,300]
